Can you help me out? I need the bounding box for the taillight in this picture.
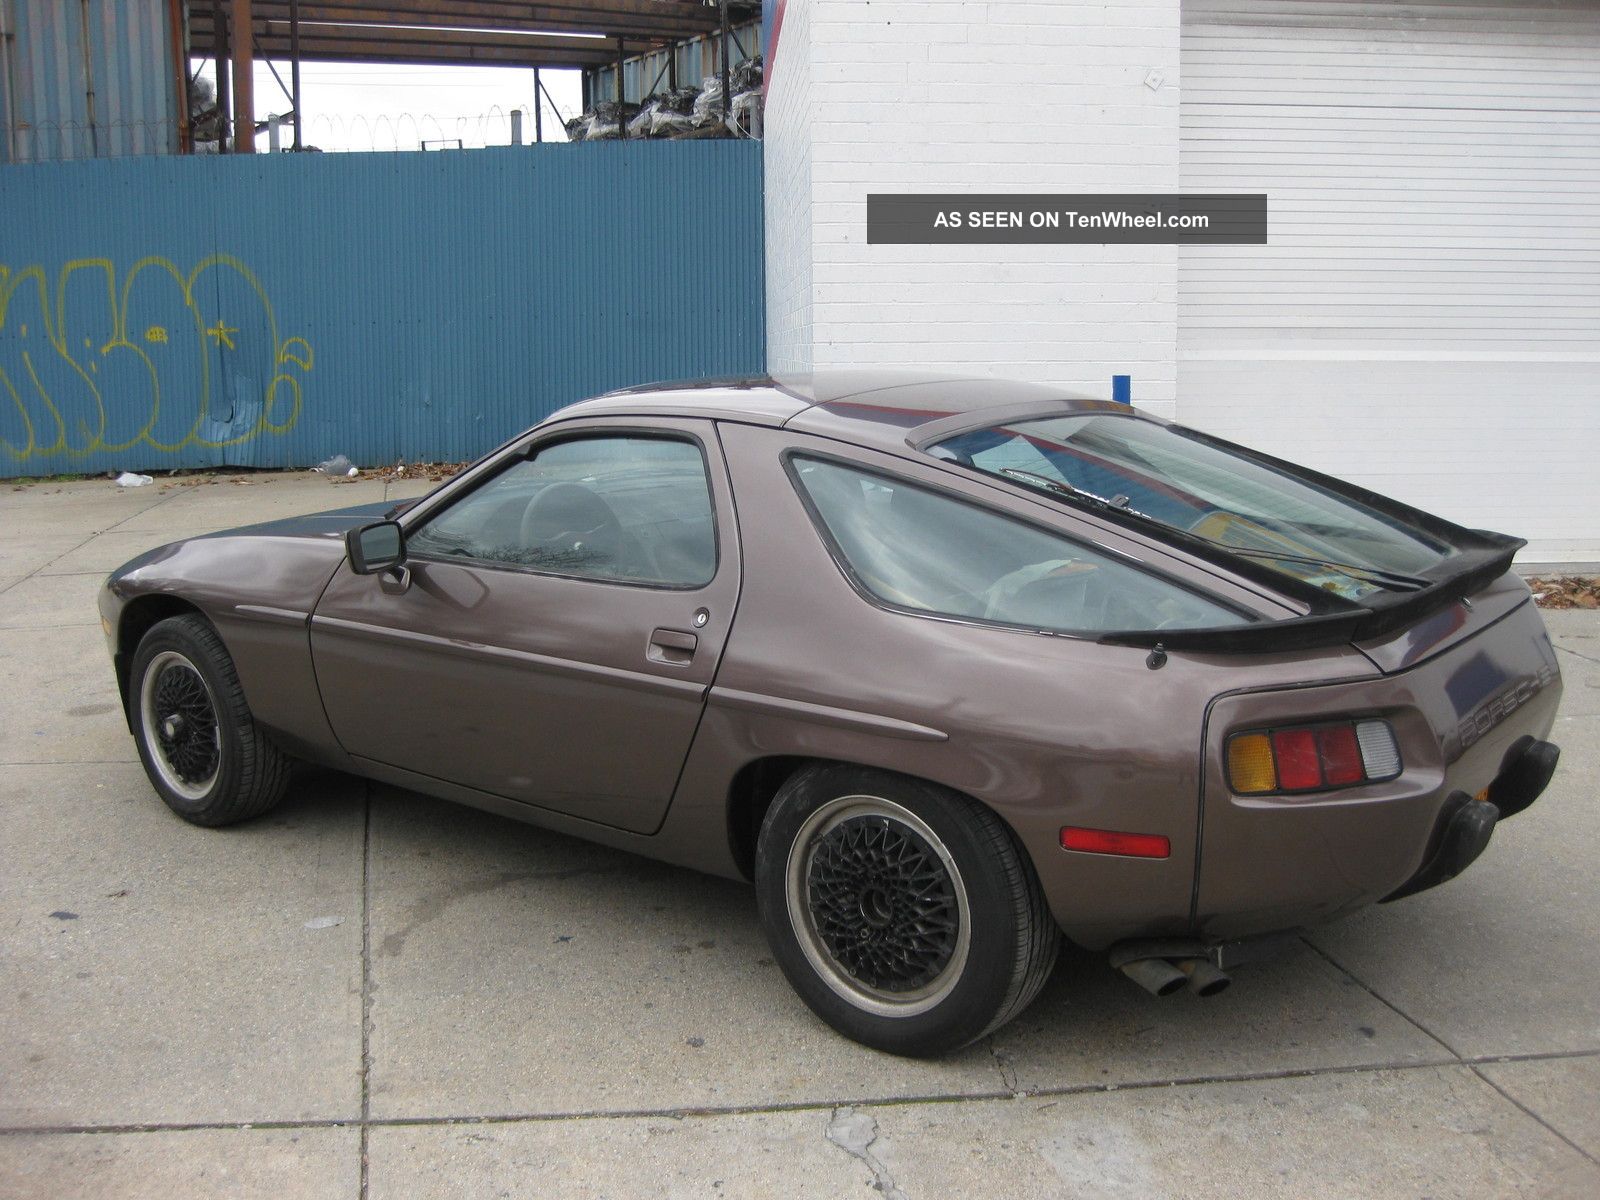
[1226,719,1401,795]
[1317,724,1364,786]
[1272,728,1321,790]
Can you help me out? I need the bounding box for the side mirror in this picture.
[346,521,406,575]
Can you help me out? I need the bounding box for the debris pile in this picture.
[368,460,467,483]
[627,87,700,138]
[577,100,641,141]
[566,57,763,142]
[1527,576,1600,609]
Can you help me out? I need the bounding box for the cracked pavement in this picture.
[2,472,1598,1198]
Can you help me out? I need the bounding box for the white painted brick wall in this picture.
[764,0,1594,563]
[766,0,1184,410]
[762,0,815,374]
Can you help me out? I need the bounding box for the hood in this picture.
[193,500,398,542]
[105,500,397,585]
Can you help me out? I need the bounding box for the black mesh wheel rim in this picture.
[139,650,221,801]
[785,795,971,1017]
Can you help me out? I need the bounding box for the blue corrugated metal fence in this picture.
[0,140,766,476]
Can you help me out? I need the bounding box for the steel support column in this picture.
[289,0,301,148]
[168,0,191,152]
[231,0,254,151]
[213,0,231,151]
[719,0,730,123]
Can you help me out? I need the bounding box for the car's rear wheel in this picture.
[755,763,1059,1056]
[130,614,290,826]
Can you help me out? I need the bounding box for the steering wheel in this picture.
[519,483,624,571]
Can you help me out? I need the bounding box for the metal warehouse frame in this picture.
[180,0,757,151]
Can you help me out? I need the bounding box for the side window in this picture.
[408,435,717,587]
[790,456,1248,634]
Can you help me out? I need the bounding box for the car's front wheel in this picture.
[755,764,1059,1056]
[129,614,290,826]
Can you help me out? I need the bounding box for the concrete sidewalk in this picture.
[2,471,1597,1199]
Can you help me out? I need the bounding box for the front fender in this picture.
[103,533,354,766]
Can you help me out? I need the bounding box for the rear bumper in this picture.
[1195,599,1562,940]
[1488,735,1561,820]
[1108,733,1561,976]
[1381,793,1498,903]
[1383,736,1560,902]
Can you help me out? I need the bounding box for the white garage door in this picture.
[1179,0,1600,565]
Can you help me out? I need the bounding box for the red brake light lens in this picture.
[1228,719,1400,795]
[1316,724,1364,786]
[1270,728,1321,791]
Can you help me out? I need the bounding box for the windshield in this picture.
[932,414,1457,600]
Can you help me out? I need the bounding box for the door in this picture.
[309,418,739,834]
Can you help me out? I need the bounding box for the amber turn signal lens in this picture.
[1226,732,1277,794]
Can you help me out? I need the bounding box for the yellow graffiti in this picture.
[280,337,313,370]
[0,255,314,462]
[205,319,237,350]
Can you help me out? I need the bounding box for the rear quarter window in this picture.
[789,456,1249,635]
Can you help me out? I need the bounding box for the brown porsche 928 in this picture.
[99,373,1563,1055]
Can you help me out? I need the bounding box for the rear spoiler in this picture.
[1096,540,1522,653]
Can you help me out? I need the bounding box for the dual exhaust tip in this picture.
[1116,955,1232,998]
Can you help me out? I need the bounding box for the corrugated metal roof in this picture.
[1,0,179,164]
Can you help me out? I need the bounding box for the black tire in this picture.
[755,763,1059,1057]
[128,614,291,827]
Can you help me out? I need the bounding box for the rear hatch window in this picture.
[927,411,1523,650]
[934,413,1455,600]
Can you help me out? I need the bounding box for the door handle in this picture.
[647,627,698,666]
